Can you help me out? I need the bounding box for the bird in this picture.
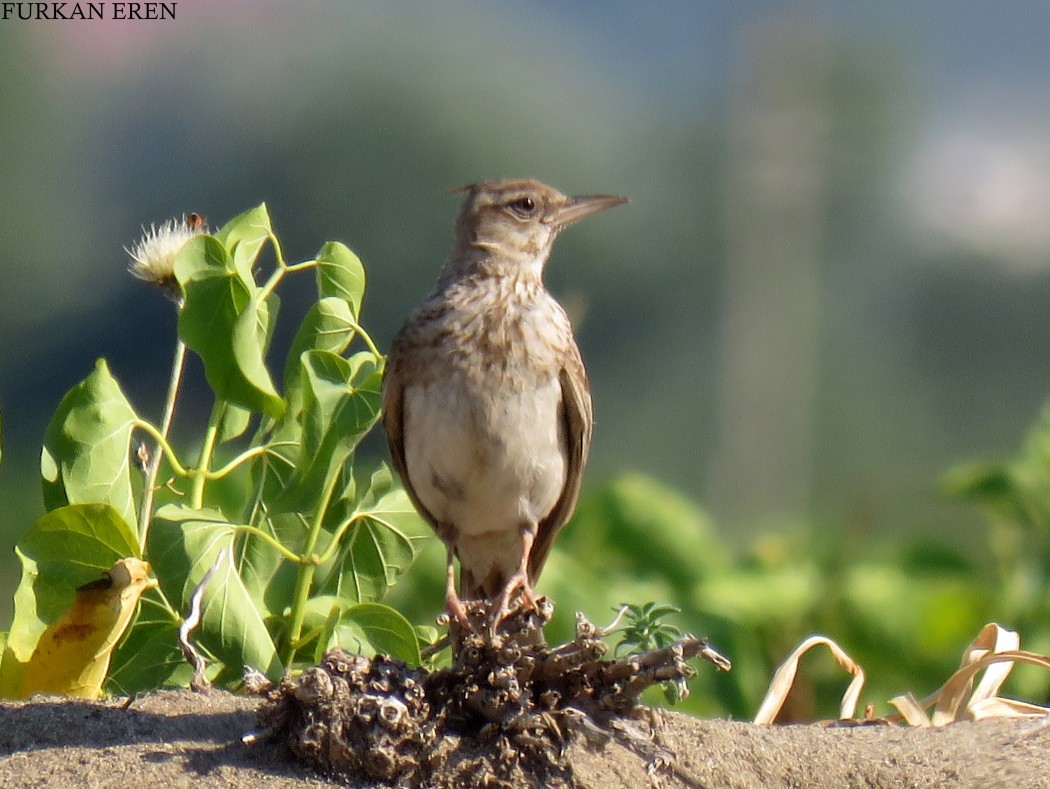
[382,179,627,631]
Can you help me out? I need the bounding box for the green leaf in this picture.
[106,617,185,694]
[415,625,441,650]
[567,474,729,592]
[320,467,424,603]
[339,603,420,664]
[149,505,281,679]
[40,359,139,530]
[941,462,1017,504]
[236,512,302,617]
[232,296,283,414]
[300,352,379,457]
[316,242,365,319]
[696,563,821,626]
[617,601,682,654]
[219,405,252,444]
[302,598,419,665]
[0,550,40,698]
[266,299,359,499]
[312,602,344,664]
[22,503,141,568]
[944,402,1050,531]
[276,350,381,511]
[176,235,284,418]
[0,503,140,697]
[843,562,989,666]
[282,297,358,416]
[220,293,279,444]
[215,203,272,281]
[251,429,300,507]
[943,460,1049,528]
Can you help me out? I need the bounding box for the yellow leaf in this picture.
[19,558,156,699]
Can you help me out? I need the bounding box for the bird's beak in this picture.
[554,194,628,227]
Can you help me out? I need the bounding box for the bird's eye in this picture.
[509,196,536,215]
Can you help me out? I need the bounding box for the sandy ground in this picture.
[0,689,1045,788]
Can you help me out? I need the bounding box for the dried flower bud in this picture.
[126,214,207,299]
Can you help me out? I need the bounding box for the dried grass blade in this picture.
[888,692,932,727]
[753,635,865,724]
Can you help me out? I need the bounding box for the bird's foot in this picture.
[487,572,538,638]
[442,593,480,655]
[445,587,471,627]
[442,546,472,627]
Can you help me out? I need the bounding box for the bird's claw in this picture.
[445,589,471,627]
[487,573,538,637]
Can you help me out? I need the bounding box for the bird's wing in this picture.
[527,356,593,583]
[381,351,440,531]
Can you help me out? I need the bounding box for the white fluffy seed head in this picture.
[126,214,207,298]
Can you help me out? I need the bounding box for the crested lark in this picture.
[382,179,627,629]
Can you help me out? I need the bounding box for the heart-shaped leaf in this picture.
[149,505,281,679]
[302,597,419,665]
[282,297,358,418]
[40,360,139,530]
[176,235,283,418]
[215,203,273,281]
[319,466,426,604]
[276,351,381,511]
[316,241,365,318]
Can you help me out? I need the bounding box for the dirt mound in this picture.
[0,689,1044,788]
[249,603,728,787]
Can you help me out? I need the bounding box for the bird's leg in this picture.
[444,547,470,625]
[488,521,539,632]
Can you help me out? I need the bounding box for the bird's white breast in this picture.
[403,375,566,536]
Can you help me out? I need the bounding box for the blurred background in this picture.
[4,0,1050,718]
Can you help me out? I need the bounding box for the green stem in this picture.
[189,400,225,509]
[349,319,384,363]
[296,624,325,656]
[255,265,285,304]
[314,513,363,566]
[282,470,341,665]
[268,231,288,269]
[140,585,182,622]
[207,444,279,480]
[233,523,303,564]
[251,229,314,301]
[134,420,191,477]
[256,259,317,306]
[138,339,188,548]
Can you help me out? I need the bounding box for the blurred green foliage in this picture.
[392,453,1046,721]
[389,410,1048,723]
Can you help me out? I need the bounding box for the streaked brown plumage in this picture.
[382,179,626,628]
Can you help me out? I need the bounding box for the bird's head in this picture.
[444,179,627,280]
